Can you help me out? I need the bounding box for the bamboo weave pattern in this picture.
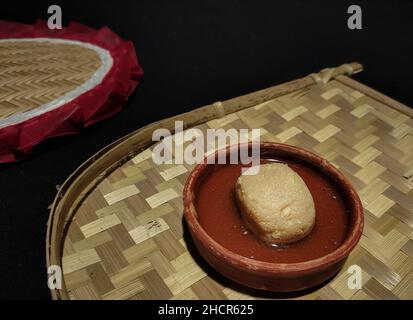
[62,79,413,300]
[0,41,101,120]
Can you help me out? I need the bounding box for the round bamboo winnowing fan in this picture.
[0,20,143,162]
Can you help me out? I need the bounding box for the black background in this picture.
[0,0,412,299]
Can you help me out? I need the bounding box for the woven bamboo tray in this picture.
[0,39,102,123]
[47,62,413,300]
[0,26,142,163]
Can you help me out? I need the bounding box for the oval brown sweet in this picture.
[235,163,316,245]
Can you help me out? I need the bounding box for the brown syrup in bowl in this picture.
[196,159,348,263]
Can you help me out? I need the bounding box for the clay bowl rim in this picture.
[183,142,364,276]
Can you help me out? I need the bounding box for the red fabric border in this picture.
[0,20,143,163]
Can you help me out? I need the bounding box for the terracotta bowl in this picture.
[183,142,364,292]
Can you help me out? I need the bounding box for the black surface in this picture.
[0,0,412,300]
